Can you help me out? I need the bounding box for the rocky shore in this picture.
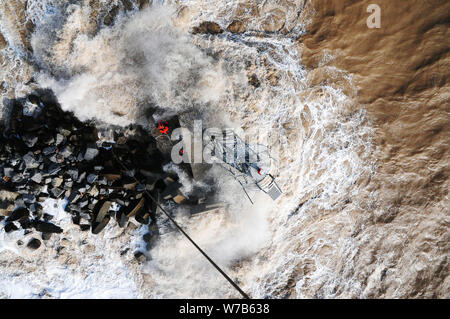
[0,89,207,259]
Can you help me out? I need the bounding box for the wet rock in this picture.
[58,128,71,137]
[0,190,19,202]
[135,206,151,224]
[226,20,246,33]
[27,238,41,250]
[41,133,55,145]
[42,146,57,156]
[173,194,187,204]
[136,0,149,10]
[134,251,147,263]
[143,232,153,243]
[0,204,13,217]
[42,232,52,241]
[66,168,78,181]
[92,215,110,234]
[88,185,99,197]
[22,194,36,204]
[6,207,29,222]
[192,21,223,35]
[80,224,90,231]
[121,0,133,11]
[116,211,128,228]
[126,198,145,218]
[50,187,64,198]
[248,74,261,88]
[162,182,183,200]
[4,223,19,233]
[51,177,63,188]
[19,218,32,229]
[31,172,43,184]
[84,147,99,161]
[104,5,119,26]
[3,167,14,178]
[87,173,98,184]
[33,220,63,233]
[22,134,38,148]
[59,146,73,158]
[43,213,53,221]
[67,191,80,204]
[72,214,80,225]
[45,163,61,176]
[77,172,86,183]
[23,152,39,169]
[95,201,111,223]
[79,200,89,208]
[55,134,65,145]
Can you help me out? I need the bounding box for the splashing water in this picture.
[0,0,374,298]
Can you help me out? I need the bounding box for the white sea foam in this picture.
[0,0,374,298]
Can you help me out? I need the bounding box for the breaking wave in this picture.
[0,0,376,298]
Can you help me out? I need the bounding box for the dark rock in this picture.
[134,251,146,263]
[22,134,38,147]
[51,177,63,188]
[31,172,42,184]
[3,167,14,178]
[126,198,145,218]
[192,21,223,35]
[77,172,86,183]
[66,169,78,181]
[80,224,90,231]
[45,163,61,176]
[50,187,64,198]
[226,20,246,33]
[87,173,98,184]
[33,220,63,233]
[117,211,128,228]
[248,74,261,88]
[6,207,29,222]
[135,209,150,225]
[143,232,153,243]
[84,147,99,161]
[59,146,73,158]
[22,194,36,204]
[42,232,52,240]
[23,152,39,169]
[95,201,111,223]
[4,222,19,233]
[55,134,65,145]
[41,132,54,145]
[92,215,110,234]
[104,5,119,26]
[162,182,182,200]
[68,191,80,204]
[19,218,32,229]
[43,213,53,221]
[72,214,80,225]
[42,146,57,156]
[27,238,41,250]
[63,180,73,189]
[79,200,89,208]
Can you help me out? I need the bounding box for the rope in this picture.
[111,150,250,299]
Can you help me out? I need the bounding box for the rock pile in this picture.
[0,90,204,255]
